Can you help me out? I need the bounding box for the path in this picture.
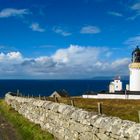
[0,114,21,140]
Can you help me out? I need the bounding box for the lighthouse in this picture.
[129,46,140,91]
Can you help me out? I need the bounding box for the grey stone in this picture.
[93,135,100,140]
[79,132,93,140]
[96,133,111,140]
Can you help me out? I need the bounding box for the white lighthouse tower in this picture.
[129,46,140,91]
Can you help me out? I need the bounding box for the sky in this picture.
[0,0,140,79]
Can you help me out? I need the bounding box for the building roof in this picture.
[132,46,140,62]
[114,76,121,80]
[53,89,69,97]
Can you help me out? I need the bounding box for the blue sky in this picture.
[0,0,140,79]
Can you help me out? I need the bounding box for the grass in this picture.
[47,97,140,122]
[0,100,54,140]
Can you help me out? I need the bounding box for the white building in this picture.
[109,77,122,93]
[129,46,140,91]
[82,46,140,99]
[126,84,129,91]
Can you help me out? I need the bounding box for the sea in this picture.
[0,80,129,97]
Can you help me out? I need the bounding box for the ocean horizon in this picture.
[0,80,129,97]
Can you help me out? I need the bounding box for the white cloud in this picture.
[7,52,22,60]
[52,45,102,64]
[30,23,45,32]
[111,58,129,68]
[108,11,123,17]
[0,45,130,78]
[131,3,140,11]
[0,8,29,18]
[127,15,138,20]
[53,26,71,36]
[124,36,140,47]
[128,2,140,20]
[0,51,22,62]
[80,26,101,34]
[0,53,5,61]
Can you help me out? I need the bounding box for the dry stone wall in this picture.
[5,93,140,140]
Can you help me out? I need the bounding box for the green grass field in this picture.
[47,97,140,122]
[0,100,54,140]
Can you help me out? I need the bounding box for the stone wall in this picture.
[5,93,140,140]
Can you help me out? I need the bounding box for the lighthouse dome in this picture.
[132,46,140,62]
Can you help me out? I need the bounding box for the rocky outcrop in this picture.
[5,93,140,140]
